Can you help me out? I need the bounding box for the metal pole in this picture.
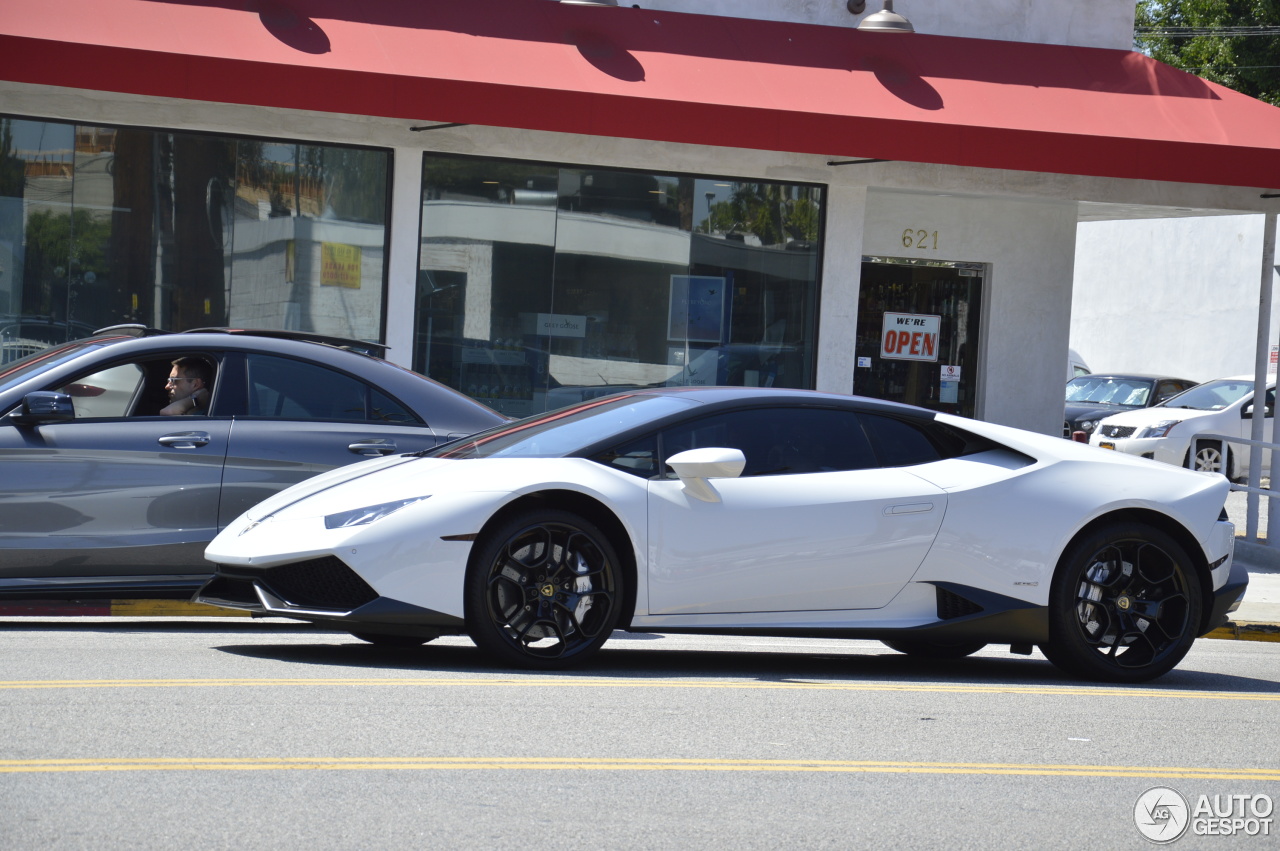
[1249,213,1276,541]
[1263,213,1280,547]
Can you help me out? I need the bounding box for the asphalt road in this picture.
[1,622,1278,849]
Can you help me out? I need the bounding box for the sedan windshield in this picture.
[1161,379,1260,411]
[431,393,699,459]
[1065,376,1154,407]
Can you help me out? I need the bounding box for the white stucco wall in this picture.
[1072,216,1280,384]
[864,192,1080,434]
[621,0,1137,49]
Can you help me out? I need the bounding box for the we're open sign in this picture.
[880,312,940,362]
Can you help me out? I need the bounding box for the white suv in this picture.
[1090,375,1275,480]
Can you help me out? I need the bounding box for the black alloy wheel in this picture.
[881,638,988,659]
[465,508,624,668]
[1041,523,1201,683]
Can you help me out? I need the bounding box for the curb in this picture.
[1204,621,1280,643]
[0,600,250,618]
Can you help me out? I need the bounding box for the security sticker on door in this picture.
[881,313,941,362]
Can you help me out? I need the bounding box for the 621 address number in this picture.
[901,229,939,250]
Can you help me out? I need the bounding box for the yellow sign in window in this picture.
[321,242,362,288]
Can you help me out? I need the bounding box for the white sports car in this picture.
[199,388,1247,683]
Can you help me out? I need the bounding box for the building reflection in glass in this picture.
[416,154,823,416]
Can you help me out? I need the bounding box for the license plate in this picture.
[1100,442,1116,450]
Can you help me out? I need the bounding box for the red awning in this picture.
[4,0,1280,189]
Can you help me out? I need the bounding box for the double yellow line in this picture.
[1,757,1277,780]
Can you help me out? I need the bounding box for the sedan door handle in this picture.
[158,431,211,449]
[349,438,397,457]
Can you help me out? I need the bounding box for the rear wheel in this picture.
[881,638,987,659]
[464,508,624,669]
[1040,522,1201,683]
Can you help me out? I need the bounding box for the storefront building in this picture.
[3,0,1280,434]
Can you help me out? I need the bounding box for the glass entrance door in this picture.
[853,259,984,418]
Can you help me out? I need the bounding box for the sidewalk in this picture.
[1217,538,1280,642]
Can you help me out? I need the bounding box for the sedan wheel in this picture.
[1041,523,1201,683]
[1191,441,1228,477]
[465,509,624,668]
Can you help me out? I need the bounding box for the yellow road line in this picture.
[109,600,249,617]
[0,756,1276,779]
[1,677,1279,701]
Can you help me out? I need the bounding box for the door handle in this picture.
[349,438,397,457]
[884,502,935,515]
[158,431,211,449]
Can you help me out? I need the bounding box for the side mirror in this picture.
[666,447,746,503]
[1242,404,1274,419]
[11,391,76,426]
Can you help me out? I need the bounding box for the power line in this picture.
[1136,26,1280,38]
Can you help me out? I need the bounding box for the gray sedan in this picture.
[0,326,505,600]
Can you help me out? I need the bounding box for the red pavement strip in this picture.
[0,601,1274,641]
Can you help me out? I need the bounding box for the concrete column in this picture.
[383,147,425,369]
[815,184,867,395]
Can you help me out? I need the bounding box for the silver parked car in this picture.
[0,326,506,601]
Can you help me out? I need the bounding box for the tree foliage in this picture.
[1136,1,1280,106]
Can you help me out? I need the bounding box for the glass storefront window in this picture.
[415,154,823,416]
[0,116,390,362]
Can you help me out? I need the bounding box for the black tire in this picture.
[1040,522,1202,683]
[348,631,434,647]
[464,508,624,669]
[881,638,988,659]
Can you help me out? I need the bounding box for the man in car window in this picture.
[160,356,212,415]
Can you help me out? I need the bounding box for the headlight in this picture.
[1138,419,1182,439]
[1078,419,1098,433]
[324,497,429,529]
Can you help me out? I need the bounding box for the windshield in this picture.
[1161,379,1261,411]
[431,393,699,459]
[1064,376,1154,407]
[0,341,102,391]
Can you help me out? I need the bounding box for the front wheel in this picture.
[881,638,987,659]
[464,508,625,669]
[1040,523,1202,683]
[1189,441,1230,478]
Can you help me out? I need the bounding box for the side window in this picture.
[60,363,145,419]
[1156,381,1185,403]
[659,408,877,477]
[593,434,659,478]
[371,389,418,425]
[246,354,382,422]
[860,414,943,466]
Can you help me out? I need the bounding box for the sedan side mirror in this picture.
[11,391,76,426]
[666,447,746,503]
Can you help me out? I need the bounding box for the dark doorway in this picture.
[854,259,985,417]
